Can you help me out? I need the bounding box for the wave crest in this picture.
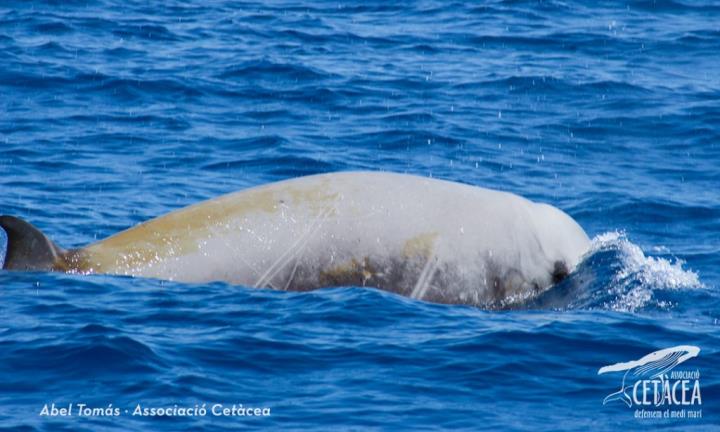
[590,232,703,312]
[524,231,703,312]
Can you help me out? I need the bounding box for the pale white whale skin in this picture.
[1,172,590,307]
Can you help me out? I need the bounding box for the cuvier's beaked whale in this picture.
[0,172,590,307]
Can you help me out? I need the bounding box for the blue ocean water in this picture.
[1,0,719,430]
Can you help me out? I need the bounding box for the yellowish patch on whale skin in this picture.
[318,257,376,287]
[70,179,339,274]
[402,232,439,258]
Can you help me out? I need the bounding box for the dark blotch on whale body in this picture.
[552,260,570,284]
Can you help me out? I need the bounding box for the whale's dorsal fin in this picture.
[0,216,65,271]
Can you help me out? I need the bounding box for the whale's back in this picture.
[1,172,590,307]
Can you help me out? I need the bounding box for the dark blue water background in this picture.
[1,1,719,430]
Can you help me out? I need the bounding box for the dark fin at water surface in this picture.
[0,216,65,271]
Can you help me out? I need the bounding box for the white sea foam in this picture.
[589,231,703,312]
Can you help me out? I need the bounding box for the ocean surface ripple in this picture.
[0,1,718,431]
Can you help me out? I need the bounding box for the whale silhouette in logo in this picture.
[598,345,700,407]
[0,172,590,307]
